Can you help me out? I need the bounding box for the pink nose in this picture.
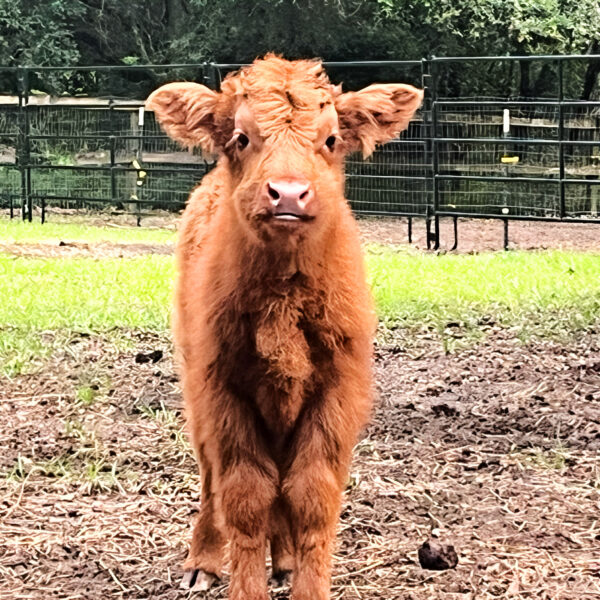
[266,179,314,212]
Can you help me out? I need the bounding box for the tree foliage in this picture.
[412,0,600,56]
[0,0,82,66]
[2,0,599,65]
[0,0,598,97]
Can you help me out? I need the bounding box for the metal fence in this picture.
[427,55,600,247]
[1,56,599,247]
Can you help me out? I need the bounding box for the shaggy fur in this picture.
[146,55,422,600]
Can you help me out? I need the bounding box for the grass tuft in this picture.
[76,385,98,406]
[367,245,600,343]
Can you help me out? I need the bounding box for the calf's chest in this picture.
[215,289,339,433]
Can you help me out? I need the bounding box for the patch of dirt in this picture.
[1,328,599,599]
[28,208,180,230]
[29,208,600,252]
[358,216,600,253]
[0,241,174,259]
[2,215,600,259]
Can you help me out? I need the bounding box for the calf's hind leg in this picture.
[181,444,226,591]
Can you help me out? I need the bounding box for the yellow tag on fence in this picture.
[501,156,519,164]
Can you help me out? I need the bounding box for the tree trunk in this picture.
[582,42,600,100]
[166,0,188,40]
[532,63,553,98]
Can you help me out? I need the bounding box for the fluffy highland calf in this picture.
[147,55,422,600]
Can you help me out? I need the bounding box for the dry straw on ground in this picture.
[1,326,599,599]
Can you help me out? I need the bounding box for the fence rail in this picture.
[1,55,599,247]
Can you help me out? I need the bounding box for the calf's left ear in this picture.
[335,84,424,157]
[146,82,221,154]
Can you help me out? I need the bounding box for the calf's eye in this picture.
[325,135,336,151]
[237,133,249,150]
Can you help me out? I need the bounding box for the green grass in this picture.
[0,223,599,375]
[0,254,173,330]
[368,245,600,343]
[509,443,574,471]
[0,217,176,245]
[0,253,173,374]
[76,384,102,406]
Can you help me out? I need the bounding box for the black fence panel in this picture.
[430,55,600,235]
[325,61,429,216]
[0,68,26,219]
[2,56,599,242]
[0,65,215,223]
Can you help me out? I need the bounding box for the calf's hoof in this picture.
[271,569,292,588]
[180,568,218,591]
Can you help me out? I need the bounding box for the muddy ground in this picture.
[1,222,600,599]
[1,329,599,600]
[0,240,175,259]
[358,217,600,253]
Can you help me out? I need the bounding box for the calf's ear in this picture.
[335,84,424,157]
[146,82,221,154]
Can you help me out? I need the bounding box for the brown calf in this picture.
[147,55,422,600]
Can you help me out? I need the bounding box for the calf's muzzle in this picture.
[264,179,315,222]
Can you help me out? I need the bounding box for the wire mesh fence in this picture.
[1,56,599,236]
[430,56,600,232]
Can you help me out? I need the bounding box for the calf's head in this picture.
[147,55,423,242]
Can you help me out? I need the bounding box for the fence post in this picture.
[558,59,565,219]
[16,67,24,220]
[108,97,124,222]
[204,63,219,90]
[430,56,440,249]
[16,67,32,222]
[109,134,117,198]
[421,57,433,245]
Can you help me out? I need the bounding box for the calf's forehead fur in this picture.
[222,55,336,140]
[147,54,423,157]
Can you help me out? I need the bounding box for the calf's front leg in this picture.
[187,380,278,600]
[283,366,371,600]
[182,444,225,590]
[284,459,342,600]
[221,461,277,600]
[269,497,295,585]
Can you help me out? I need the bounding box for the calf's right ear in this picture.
[146,82,221,154]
